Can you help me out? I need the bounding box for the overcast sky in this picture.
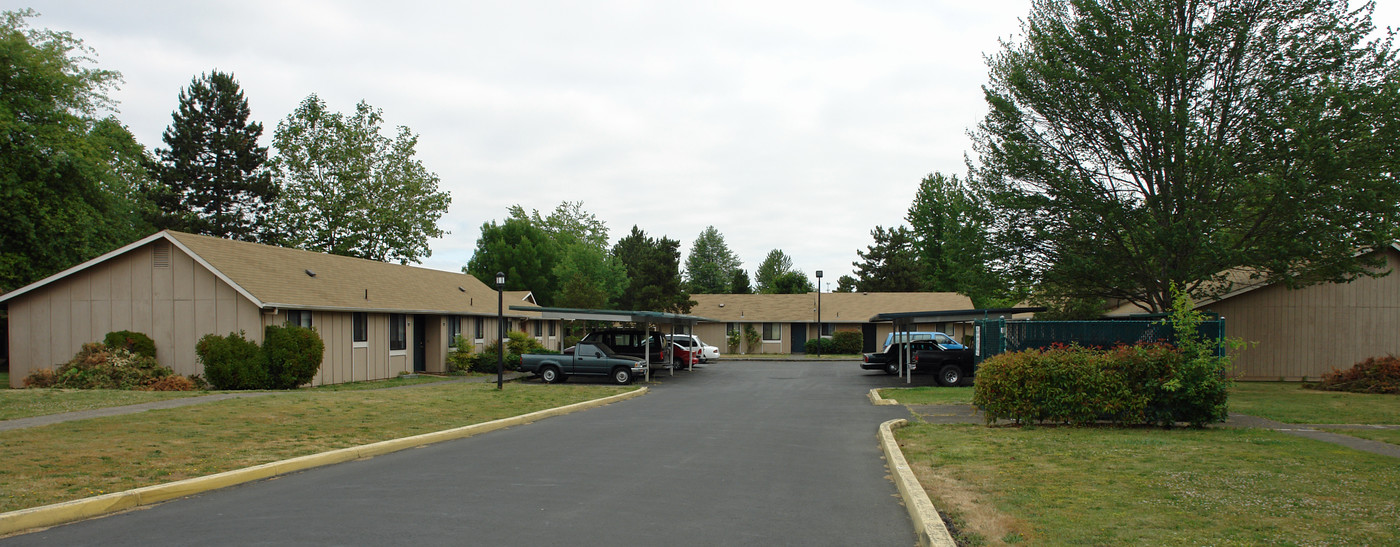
[21,1,1400,289]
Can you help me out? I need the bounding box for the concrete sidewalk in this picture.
[905,404,1400,459]
[0,372,528,433]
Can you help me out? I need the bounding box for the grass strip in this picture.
[897,424,1400,545]
[1229,382,1400,424]
[0,382,627,513]
[1318,427,1400,446]
[878,386,973,405]
[0,390,206,421]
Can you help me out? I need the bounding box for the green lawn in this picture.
[1320,427,1400,446]
[898,424,1400,545]
[0,389,208,421]
[878,386,973,405]
[1229,382,1400,424]
[0,382,631,512]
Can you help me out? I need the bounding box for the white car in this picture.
[666,334,721,363]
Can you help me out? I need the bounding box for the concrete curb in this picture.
[868,388,898,406]
[879,418,956,547]
[0,386,648,537]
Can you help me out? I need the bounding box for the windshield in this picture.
[592,342,618,357]
[934,333,956,344]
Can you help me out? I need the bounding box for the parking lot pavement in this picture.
[5,360,920,546]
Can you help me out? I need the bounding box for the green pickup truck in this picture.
[520,342,646,385]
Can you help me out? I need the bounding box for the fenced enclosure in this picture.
[973,318,1225,363]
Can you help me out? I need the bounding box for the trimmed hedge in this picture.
[263,324,324,389]
[829,330,863,354]
[972,343,1230,428]
[196,326,325,390]
[1308,355,1400,394]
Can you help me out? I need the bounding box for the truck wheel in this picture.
[540,366,561,384]
[937,365,962,387]
[612,367,634,385]
[884,362,899,375]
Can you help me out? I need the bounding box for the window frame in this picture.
[389,314,407,352]
[286,310,313,328]
[353,312,368,346]
[448,316,461,348]
[762,322,781,341]
[474,317,484,341]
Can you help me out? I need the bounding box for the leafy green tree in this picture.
[907,172,1023,306]
[770,271,815,294]
[508,200,609,251]
[150,71,276,242]
[973,0,1400,312]
[834,275,858,293]
[754,249,794,293]
[465,218,560,305]
[553,243,627,309]
[852,226,921,292]
[611,226,693,312]
[0,10,151,293]
[685,226,742,294]
[730,269,753,294]
[270,94,450,264]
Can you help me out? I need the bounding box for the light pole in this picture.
[815,270,823,358]
[495,271,505,390]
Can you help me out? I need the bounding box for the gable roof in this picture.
[2,230,541,318]
[688,292,974,323]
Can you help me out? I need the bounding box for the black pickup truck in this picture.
[861,340,975,387]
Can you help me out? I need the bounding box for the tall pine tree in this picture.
[152,71,276,242]
[852,226,921,292]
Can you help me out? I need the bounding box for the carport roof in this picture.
[509,305,715,325]
[868,307,1047,324]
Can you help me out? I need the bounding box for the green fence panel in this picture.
[974,319,1224,362]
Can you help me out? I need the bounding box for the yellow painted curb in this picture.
[868,387,898,406]
[0,386,648,537]
[880,418,956,547]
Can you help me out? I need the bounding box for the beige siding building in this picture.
[1,231,559,388]
[1105,244,1400,381]
[688,292,975,354]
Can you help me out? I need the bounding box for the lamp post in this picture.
[815,270,823,358]
[495,271,505,390]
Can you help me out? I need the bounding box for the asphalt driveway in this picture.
[5,361,918,546]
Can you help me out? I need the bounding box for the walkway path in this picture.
[906,404,1400,458]
[0,372,528,433]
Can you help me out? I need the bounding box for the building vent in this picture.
[153,242,171,268]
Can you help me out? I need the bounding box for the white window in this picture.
[448,316,461,347]
[390,314,407,351]
[762,323,780,341]
[286,310,312,328]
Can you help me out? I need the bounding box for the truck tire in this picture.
[612,367,634,385]
[540,365,562,384]
[937,365,962,387]
[884,362,899,375]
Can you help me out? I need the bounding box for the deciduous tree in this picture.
[465,218,560,305]
[754,249,794,293]
[270,95,450,264]
[973,0,1400,312]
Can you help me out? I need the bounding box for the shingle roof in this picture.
[688,292,973,323]
[163,231,537,317]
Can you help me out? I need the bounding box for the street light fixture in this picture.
[496,271,505,390]
[815,270,823,358]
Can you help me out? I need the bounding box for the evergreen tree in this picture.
[611,226,693,313]
[151,70,276,242]
[465,218,560,306]
[730,269,753,294]
[685,226,742,294]
[770,271,815,294]
[852,226,921,292]
[835,275,858,293]
[754,249,794,293]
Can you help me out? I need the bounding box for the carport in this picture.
[869,307,1045,384]
[510,305,714,382]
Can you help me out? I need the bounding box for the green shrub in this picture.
[972,287,1232,428]
[469,331,546,373]
[726,329,740,353]
[27,343,177,390]
[447,335,475,372]
[197,330,268,390]
[1308,355,1400,394]
[262,324,324,389]
[829,330,863,354]
[103,330,156,358]
[743,325,761,353]
[804,338,831,353]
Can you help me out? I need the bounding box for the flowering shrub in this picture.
[23,343,182,390]
[1309,356,1400,394]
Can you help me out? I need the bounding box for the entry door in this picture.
[413,315,427,372]
[789,323,807,354]
[862,324,877,353]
